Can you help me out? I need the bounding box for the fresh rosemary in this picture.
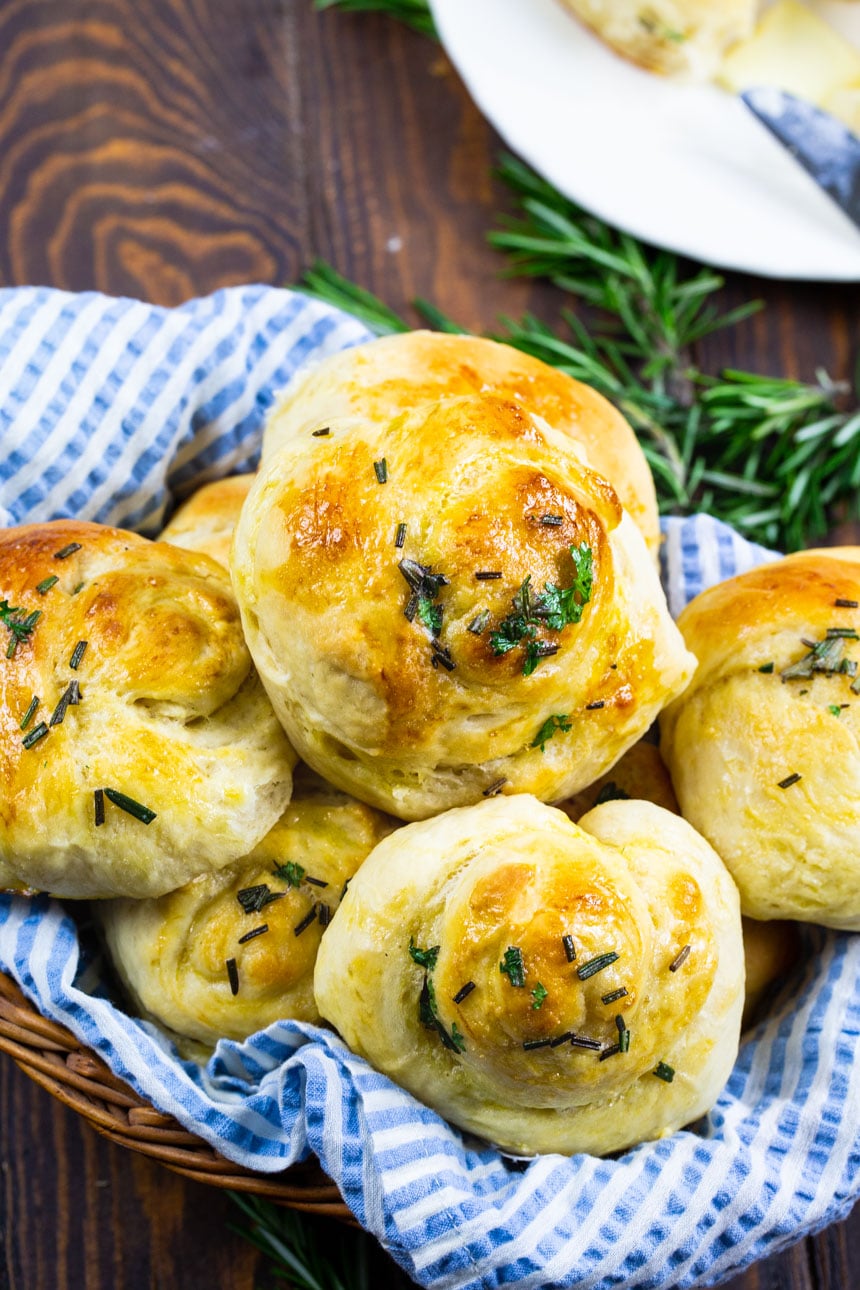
[313,0,437,39]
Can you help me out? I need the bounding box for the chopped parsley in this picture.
[273,861,305,887]
[500,946,526,988]
[409,938,440,971]
[531,982,548,1010]
[489,544,593,675]
[829,704,843,717]
[417,597,443,636]
[1,602,40,658]
[531,713,571,752]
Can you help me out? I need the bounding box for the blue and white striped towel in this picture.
[0,285,857,1290]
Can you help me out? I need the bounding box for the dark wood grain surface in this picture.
[0,2,857,1286]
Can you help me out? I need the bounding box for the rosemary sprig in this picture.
[313,0,437,38]
[230,1193,379,1290]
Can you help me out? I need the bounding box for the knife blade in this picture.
[742,87,860,233]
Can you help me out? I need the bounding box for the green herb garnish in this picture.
[777,773,802,790]
[482,777,507,797]
[599,1043,621,1062]
[104,788,156,824]
[293,908,317,937]
[19,696,39,731]
[602,987,628,1004]
[395,523,407,548]
[69,640,88,670]
[448,1023,466,1054]
[53,543,82,561]
[273,861,306,887]
[311,426,330,437]
[453,981,476,1004]
[237,885,285,914]
[531,982,548,1010]
[570,1035,602,1051]
[531,713,572,752]
[540,514,563,527]
[21,722,49,750]
[467,609,491,636]
[1,602,40,658]
[669,944,691,972]
[237,924,269,945]
[475,571,502,581]
[49,681,80,727]
[500,946,526,987]
[94,788,105,826]
[489,546,593,675]
[829,704,843,717]
[758,662,775,673]
[409,938,440,971]
[373,458,388,484]
[417,596,443,636]
[226,958,239,996]
[835,599,859,609]
[577,951,619,980]
[317,902,331,927]
[654,1061,675,1083]
[562,934,576,962]
[36,576,59,595]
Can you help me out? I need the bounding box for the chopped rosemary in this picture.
[569,1035,602,1051]
[373,458,388,484]
[615,1015,627,1034]
[475,571,502,581]
[841,660,858,676]
[835,599,859,609]
[531,982,548,1010]
[540,514,563,527]
[19,696,39,730]
[777,773,802,790]
[69,640,88,670]
[531,713,571,752]
[430,640,455,671]
[601,987,628,1004]
[853,676,860,695]
[395,522,407,548]
[467,609,491,635]
[593,783,631,806]
[293,908,317,937]
[317,902,331,927]
[409,939,440,970]
[53,543,82,560]
[653,1061,675,1083]
[562,934,576,962]
[94,788,105,826]
[226,958,239,996]
[599,1043,621,1062]
[273,861,305,887]
[72,582,84,595]
[669,944,691,973]
[237,924,269,945]
[758,662,774,673]
[549,1031,574,1047]
[489,545,594,675]
[49,681,80,727]
[585,700,605,711]
[482,777,507,797]
[619,1027,631,1053]
[237,885,285,914]
[104,788,157,824]
[523,640,558,677]
[36,575,59,595]
[21,722,49,750]
[453,981,476,1004]
[577,951,619,980]
[304,875,329,888]
[782,634,847,681]
[500,946,526,987]
[340,878,351,902]
[826,627,859,639]
[311,426,330,437]
[523,1038,553,1051]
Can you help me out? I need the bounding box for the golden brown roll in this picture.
[261,332,660,558]
[160,475,255,569]
[314,795,744,1157]
[559,738,679,821]
[741,917,800,1031]
[0,521,296,899]
[233,393,695,819]
[557,0,757,77]
[100,773,394,1044]
[660,549,860,928]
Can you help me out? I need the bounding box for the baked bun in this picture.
[160,475,255,568]
[233,393,694,819]
[741,917,800,1031]
[0,521,295,898]
[100,772,394,1044]
[558,0,756,78]
[262,332,660,558]
[315,795,743,1157]
[559,738,679,821]
[660,549,860,928]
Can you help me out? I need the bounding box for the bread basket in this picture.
[0,284,857,1290]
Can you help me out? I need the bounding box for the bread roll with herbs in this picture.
[160,475,255,569]
[660,549,860,928]
[0,521,296,899]
[262,332,660,558]
[559,738,679,821]
[741,917,800,1030]
[100,772,393,1044]
[557,0,757,78]
[314,795,744,1157]
[233,393,694,820]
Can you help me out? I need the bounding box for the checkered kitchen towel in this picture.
[0,285,857,1290]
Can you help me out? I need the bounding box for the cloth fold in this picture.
[0,285,856,1290]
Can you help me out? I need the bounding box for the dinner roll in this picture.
[0,521,295,899]
[559,738,679,821]
[100,772,394,1044]
[233,393,695,819]
[315,795,744,1157]
[261,332,660,558]
[160,475,255,568]
[557,0,757,78]
[741,917,800,1030]
[660,549,860,928]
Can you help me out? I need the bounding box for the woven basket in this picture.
[0,970,353,1220]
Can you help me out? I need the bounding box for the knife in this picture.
[742,87,860,233]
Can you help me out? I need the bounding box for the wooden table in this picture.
[0,2,857,1286]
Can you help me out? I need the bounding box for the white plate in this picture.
[430,0,860,280]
